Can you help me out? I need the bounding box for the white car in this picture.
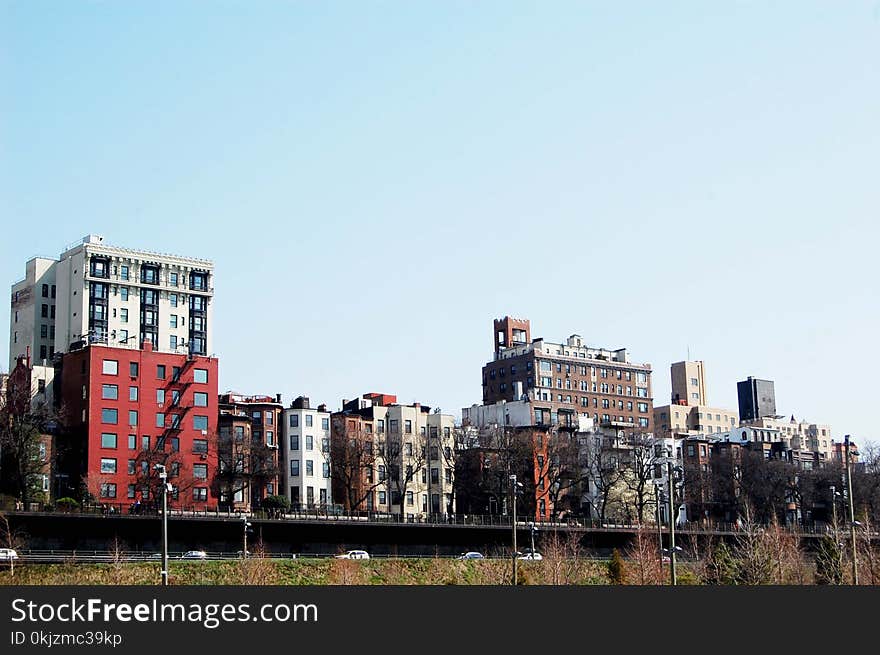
[0,548,19,561]
[456,551,485,560]
[335,550,370,560]
[517,551,543,561]
[181,550,207,560]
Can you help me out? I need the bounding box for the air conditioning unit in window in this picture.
[201,429,208,435]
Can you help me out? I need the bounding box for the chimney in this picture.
[275,393,282,404]
[317,403,327,413]
[142,339,154,352]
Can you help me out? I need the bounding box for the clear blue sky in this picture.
[2,2,878,442]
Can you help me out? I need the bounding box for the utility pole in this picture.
[845,435,858,585]
[155,464,169,586]
[510,474,517,586]
[667,460,677,586]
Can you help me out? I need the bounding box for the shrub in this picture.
[56,497,80,512]
[607,549,626,585]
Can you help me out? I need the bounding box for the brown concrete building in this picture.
[483,316,654,434]
[653,361,738,441]
[217,392,283,509]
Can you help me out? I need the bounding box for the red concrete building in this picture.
[59,341,219,510]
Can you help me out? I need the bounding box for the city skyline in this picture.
[2,2,878,440]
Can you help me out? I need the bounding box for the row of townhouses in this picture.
[2,235,857,525]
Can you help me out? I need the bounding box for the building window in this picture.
[120,307,128,323]
[101,384,118,400]
[129,386,138,401]
[157,365,166,379]
[194,369,208,384]
[290,414,299,428]
[305,435,313,451]
[290,459,300,476]
[193,464,208,479]
[193,392,208,407]
[193,415,209,431]
[193,439,208,454]
[101,408,118,424]
[321,417,329,430]
[377,419,385,434]
[128,410,138,426]
[103,360,118,375]
[169,335,178,350]
[129,362,138,377]
[170,272,179,286]
[120,288,129,301]
[322,462,330,478]
[194,488,207,502]
[305,415,313,427]
[100,458,117,474]
[156,389,165,404]
[290,435,300,450]
[100,483,117,499]
[101,433,117,448]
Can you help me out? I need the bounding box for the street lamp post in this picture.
[830,485,839,529]
[510,474,517,586]
[242,515,252,559]
[154,464,169,586]
[667,460,677,586]
[654,480,664,567]
[845,435,858,585]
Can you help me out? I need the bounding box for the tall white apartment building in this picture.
[9,235,214,371]
[283,396,333,509]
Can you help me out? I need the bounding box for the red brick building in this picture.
[59,341,218,510]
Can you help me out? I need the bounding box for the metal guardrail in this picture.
[8,505,877,537]
[12,549,520,563]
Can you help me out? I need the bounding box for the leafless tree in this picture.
[538,530,582,584]
[133,446,196,509]
[625,522,664,585]
[731,504,775,584]
[329,418,382,513]
[376,426,426,519]
[622,433,664,525]
[210,427,280,510]
[0,512,26,578]
[583,433,628,522]
[536,427,586,520]
[0,378,56,507]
